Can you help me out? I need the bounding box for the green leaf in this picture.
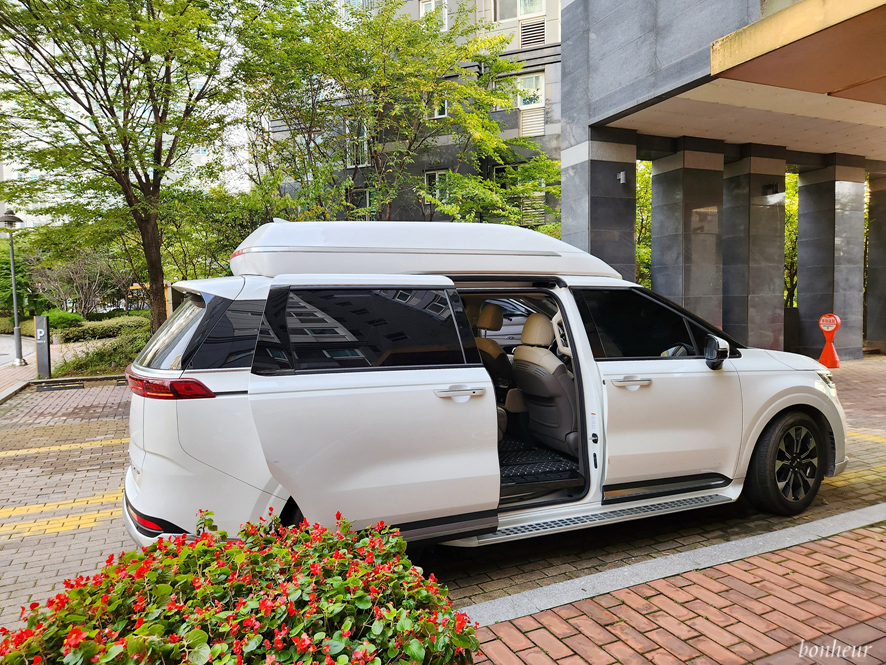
[404,639,425,663]
[354,594,372,610]
[189,642,211,665]
[326,639,345,655]
[397,616,413,632]
[186,629,208,647]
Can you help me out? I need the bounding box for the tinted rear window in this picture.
[186,300,264,370]
[253,287,469,373]
[135,298,205,370]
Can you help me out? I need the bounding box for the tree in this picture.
[235,0,559,225]
[28,249,115,316]
[784,173,798,307]
[0,0,236,330]
[635,161,652,288]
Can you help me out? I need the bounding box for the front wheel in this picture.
[745,412,824,516]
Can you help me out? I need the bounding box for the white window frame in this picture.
[420,0,448,30]
[345,120,369,168]
[496,0,545,22]
[516,72,544,109]
[428,99,449,119]
[424,169,449,203]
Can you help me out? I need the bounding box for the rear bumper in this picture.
[834,455,850,476]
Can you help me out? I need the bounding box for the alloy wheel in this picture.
[774,425,818,502]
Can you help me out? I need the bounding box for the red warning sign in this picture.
[818,313,841,368]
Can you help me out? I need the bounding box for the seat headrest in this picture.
[477,303,503,332]
[522,313,554,347]
[464,300,481,328]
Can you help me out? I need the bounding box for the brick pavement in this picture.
[0,383,131,631]
[0,339,110,395]
[474,524,886,665]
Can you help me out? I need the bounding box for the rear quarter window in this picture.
[135,298,206,370]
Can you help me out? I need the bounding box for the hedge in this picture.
[0,317,35,337]
[58,317,150,342]
[42,309,85,330]
[52,329,151,378]
[1,512,478,665]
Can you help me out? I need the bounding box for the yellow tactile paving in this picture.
[0,489,123,519]
[0,437,129,458]
[848,430,886,444]
[0,508,121,537]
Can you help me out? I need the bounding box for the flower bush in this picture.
[0,512,478,665]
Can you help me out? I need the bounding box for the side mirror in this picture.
[705,335,729,370]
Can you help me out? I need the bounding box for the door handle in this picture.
[434,386,486,398]
[610,376,652,387]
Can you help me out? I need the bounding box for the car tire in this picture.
[745,411,824,516]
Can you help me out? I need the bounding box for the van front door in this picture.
[573,288,742,498]
[248,275,499,539]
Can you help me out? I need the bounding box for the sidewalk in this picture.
[0,339,106,395]
[473,523,886,664]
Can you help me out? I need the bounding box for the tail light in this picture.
[230,248,245,260]
[125,366,215,400]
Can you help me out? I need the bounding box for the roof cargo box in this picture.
[229,221,621,279]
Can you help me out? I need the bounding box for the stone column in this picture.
[868,174,886,353]
[722,146,786,349]
[797,156,866,359]
[562,128,637,280]
[651,140,724,326]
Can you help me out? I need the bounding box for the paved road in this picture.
[0,355,884,633]
[0,334,34,368]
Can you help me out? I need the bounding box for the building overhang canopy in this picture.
[609,0,886,165]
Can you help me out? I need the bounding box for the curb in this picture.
[0,374,126,406]
[0,380,30,406]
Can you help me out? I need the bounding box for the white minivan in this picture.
[123,221,848,547]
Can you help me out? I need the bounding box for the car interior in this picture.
[461,291,586,507]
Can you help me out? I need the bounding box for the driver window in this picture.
[573,289,699,359]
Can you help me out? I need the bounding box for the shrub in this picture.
[0,317,35,337]
[0,513,478,665]
[59,316,150,342]
[53,329,151,377]
[42,308,85,330]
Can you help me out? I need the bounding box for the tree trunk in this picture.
[135,210,168,333]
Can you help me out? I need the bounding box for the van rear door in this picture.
[247,274,499,540]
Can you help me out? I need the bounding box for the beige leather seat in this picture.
[475,303,514,394]
[512,313,579,458]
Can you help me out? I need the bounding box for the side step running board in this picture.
[477,494,732,544]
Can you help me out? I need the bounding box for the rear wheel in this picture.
[745,412,824,516]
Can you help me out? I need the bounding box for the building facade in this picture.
[561,0,886,359]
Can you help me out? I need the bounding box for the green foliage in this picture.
[0,239,33,318]
[42,309,84,330]
[236,0,559,225]
[784,173,798,307]
[59,317,150,343]
[0,0,238,329]
[52,330,151,377]
[635,162,652,288]
[1,513,478,664]
[0,317,35,337]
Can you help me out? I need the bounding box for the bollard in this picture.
[818,313,841,369]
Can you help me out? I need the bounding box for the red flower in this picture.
[62,626,86,655]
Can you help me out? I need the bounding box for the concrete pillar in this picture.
[797,156,865,360]
[561,128,637,280]
[651,140,724,326]
[722,146,786,349]
[868,174,886,353]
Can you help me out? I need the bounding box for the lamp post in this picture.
[1,210,27,367]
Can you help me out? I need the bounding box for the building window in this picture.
[420,0,447,30]
[516,73,544,108]
[496,0,543,21]
[348,188,375,220]
[424,169,449,203]
[345,120,369,168]
[428,99,448,119]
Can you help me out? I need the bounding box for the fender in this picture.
[733,380,847,481]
